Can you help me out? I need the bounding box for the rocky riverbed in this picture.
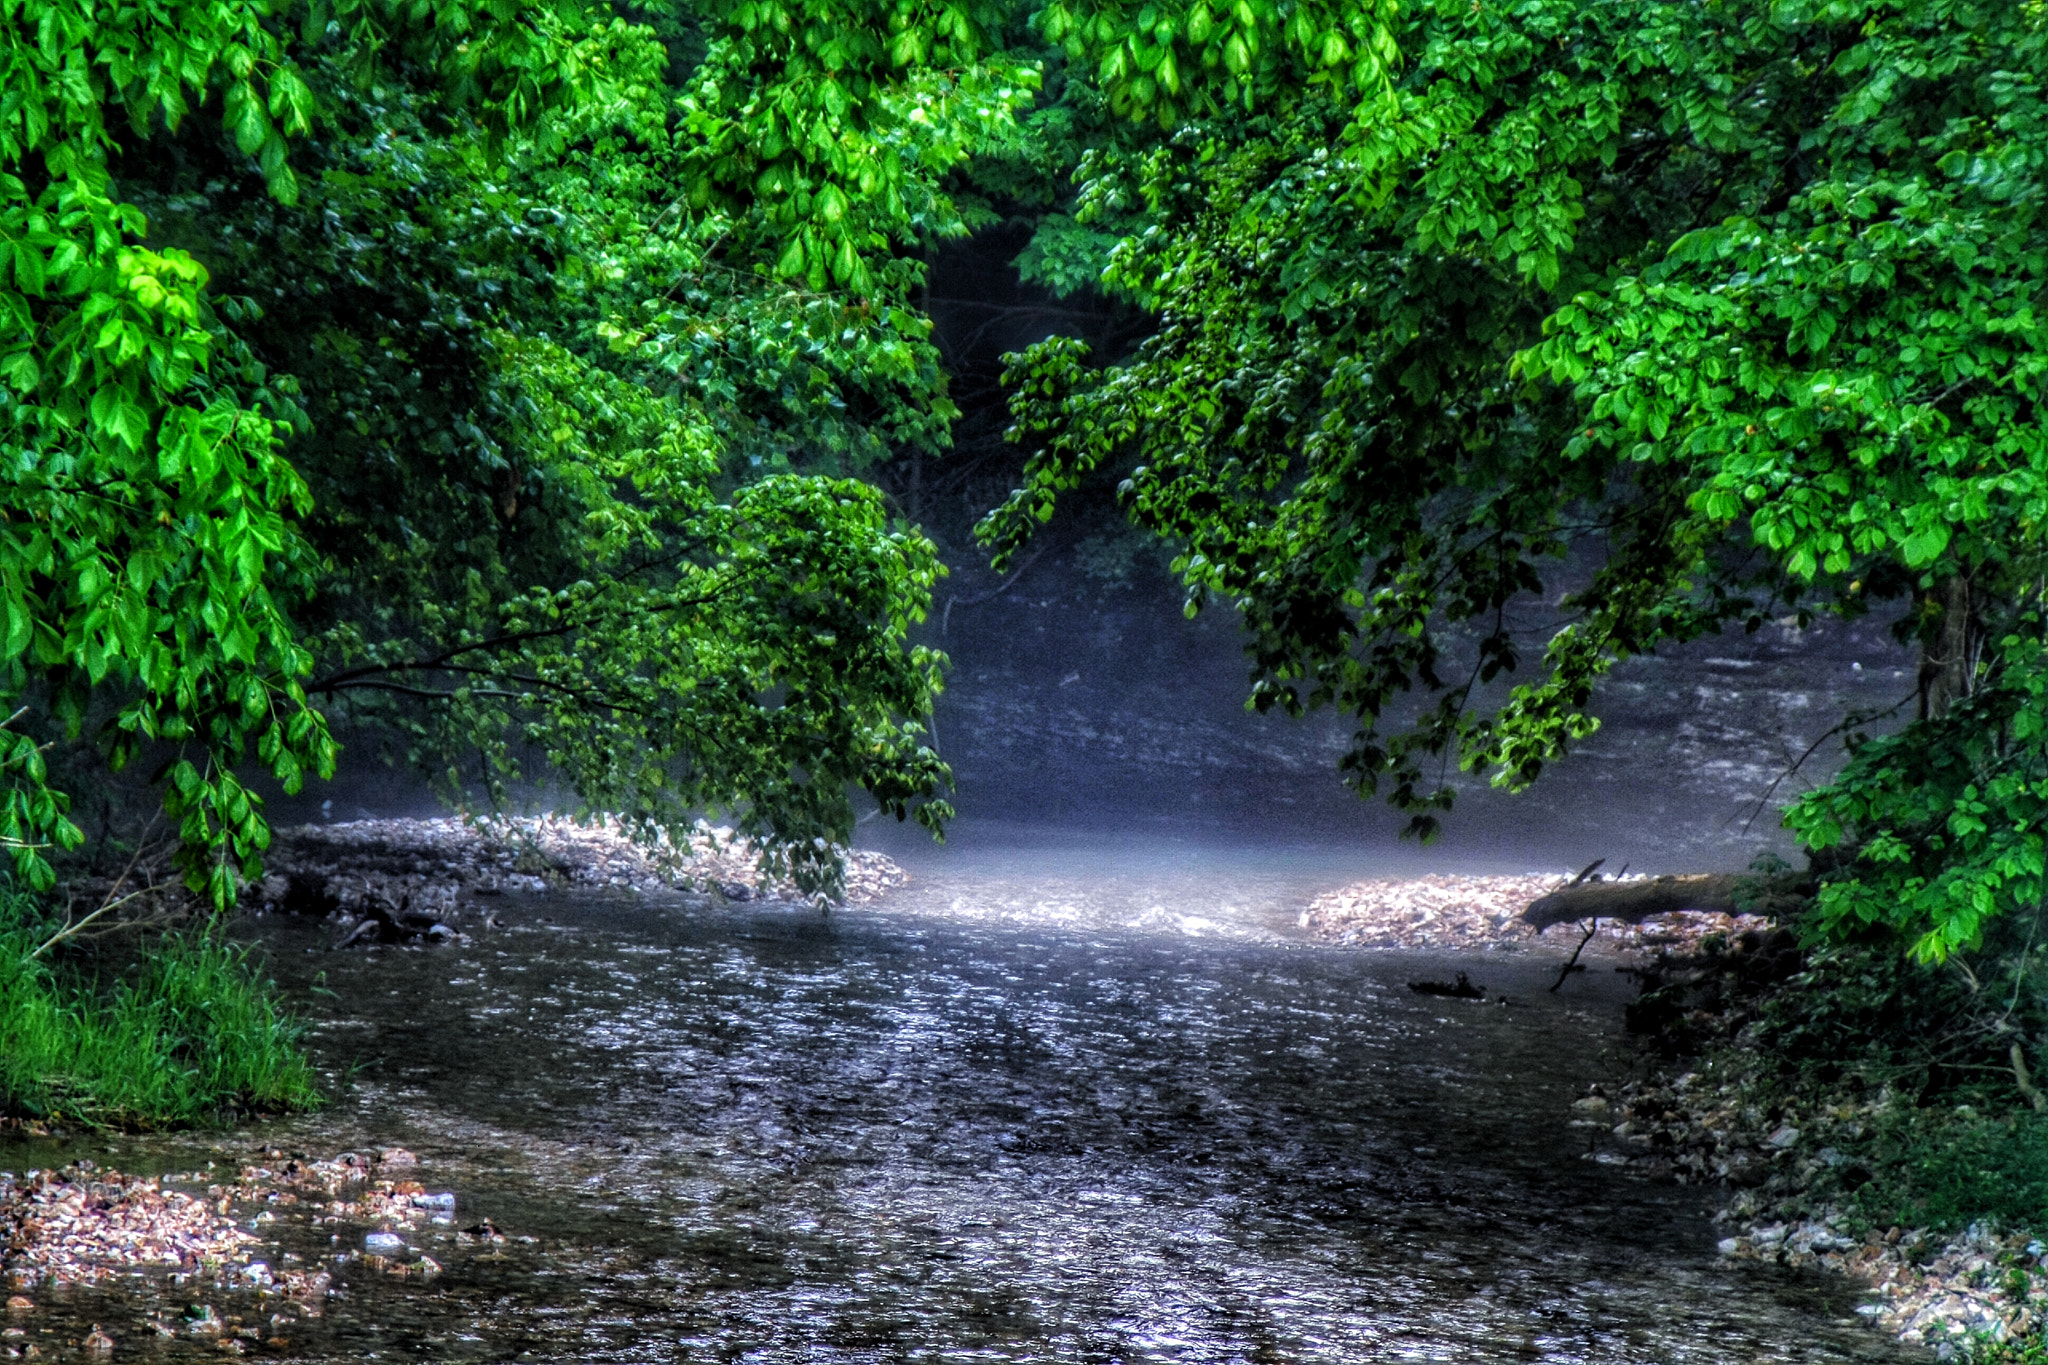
[1300,871,1776,956]
[1567,1066,2044,1355]
[0,1145,507,1357]
[242,816,910,946]
[1301,871,2048,1355]
[1,846,1985,1361]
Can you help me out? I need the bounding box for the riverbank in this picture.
[61,815,912,947]
[1303,870,2048,1358]
[94,814,919,952]
[249,815,911,923]
[1299,871,1774,956]
[3,817,915,1130]
[1585,1066,2044,1354]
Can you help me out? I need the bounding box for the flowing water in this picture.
[6,830,1915,1362]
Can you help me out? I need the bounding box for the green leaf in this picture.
[1902,524,1951,568]
[226,80,270,156]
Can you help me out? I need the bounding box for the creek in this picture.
[8,830,1913,1362]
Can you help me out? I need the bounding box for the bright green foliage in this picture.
[0,0,1026,899]
[59,0,1024,898]
[1038,0,1396,125]
[677,0,1041,290]
[0,0,350,899]
[307,329,953,892]
[1788,633,2048,962]
[963,42,1153,292]
[0,0,645,899]
[984,0,2048,951]
[0,890,318,1127]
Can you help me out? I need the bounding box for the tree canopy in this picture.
[0,0,1046,899]
[6,0,2041,946]
[982,0,2048,961]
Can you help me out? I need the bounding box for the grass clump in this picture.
[1968,1324,2048,1365]
[0,888,319,1128]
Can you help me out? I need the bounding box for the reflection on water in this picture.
[9,840,1913,1362]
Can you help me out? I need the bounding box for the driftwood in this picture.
[328,892,457,949]
[1523,874,1738,929]
[1522,872,1812,931]
[1408,972,1486,1000]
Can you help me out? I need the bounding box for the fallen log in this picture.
[1521,872,1810,931]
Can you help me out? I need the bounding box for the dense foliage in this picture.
[0,0,1070,900]
[8,0,2043,947]
[982,0,2048,960]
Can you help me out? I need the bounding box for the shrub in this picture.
[1842,1107,2048,1235]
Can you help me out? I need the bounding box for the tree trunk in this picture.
[1920,575,1976,720]
[1522,875,1737,929]
[1520,872,1811,930]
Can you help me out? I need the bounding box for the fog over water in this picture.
[900,551,1919,877]
[277,537,1920,883]
[866,231,1928,876]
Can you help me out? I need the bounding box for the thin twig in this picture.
[942,544,1048,637]
[1998,906,2043,1029]
[1735,689,1918,833]
[32,887,154,959]
[1557,858,1605,891]
[1550,917,1600,993]
[2013,1042,2048,1113]
[31,812,170,958]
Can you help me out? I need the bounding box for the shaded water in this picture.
[8,835,1915,1362]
